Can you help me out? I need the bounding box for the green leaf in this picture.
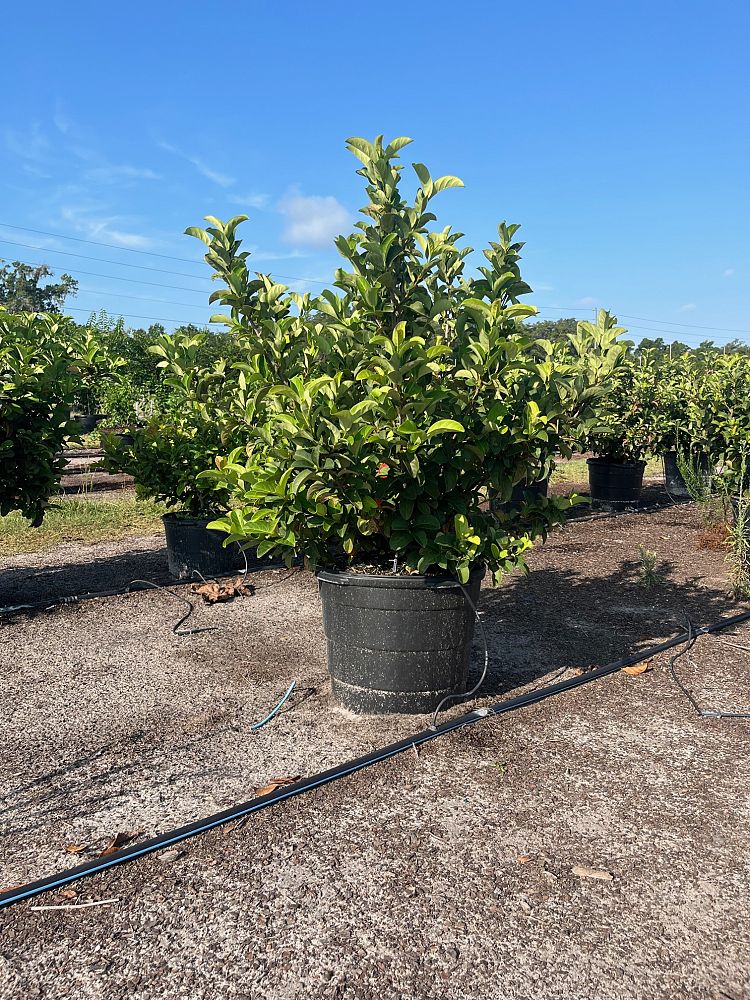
[432,175,464,193]
[426,419,465,438]
[412,162,431,185]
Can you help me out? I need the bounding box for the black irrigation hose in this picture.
[3,606,750,911]
[668,615,750,719]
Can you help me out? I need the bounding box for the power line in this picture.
[533,306,750,342]
[1,226,747,341]
[63,304,220,326]
[0,222,205,265]
[0,235,329,288]
[7,258,208,293]
[617,312,750,336]
[66,286,213,310]
[0,237,213,281]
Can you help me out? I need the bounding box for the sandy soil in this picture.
[0,505,749,999]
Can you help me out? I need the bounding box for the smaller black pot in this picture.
[109,431,135,448]
[72,413,107,434]
[663,451,710,499]
[162,514,247,581]
[587,458,645,504]
[491,477,549,514]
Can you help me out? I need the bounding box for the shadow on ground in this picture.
[0,543,171,606]
[475,555,737,697]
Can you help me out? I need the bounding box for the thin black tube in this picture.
[2,607,750,911]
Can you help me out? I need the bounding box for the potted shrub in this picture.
[584,343,660,504]
[101,329,248,580]
[649,351,713,497]
[67,327,126,433]
[201,136,624,713]
[0,308,77,526]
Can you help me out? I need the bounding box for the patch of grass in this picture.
[0,494,166,555]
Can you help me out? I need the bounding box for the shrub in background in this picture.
[0,308,77,525]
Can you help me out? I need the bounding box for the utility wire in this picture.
[63,305,220,326]
[0,237,213,281]
[0,222,206,265]
[1,222,747,339]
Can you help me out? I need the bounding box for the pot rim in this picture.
[316,563,486,590]
[587,457,646,469]
[162,512,224,526]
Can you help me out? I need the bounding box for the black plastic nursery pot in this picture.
[316,564,485,715]
[72,413,106,434]
[491,477,549,514]
[587,457,646,505]
[162,514,247,581]
[663,450,710,499]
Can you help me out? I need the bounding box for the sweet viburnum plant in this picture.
[0,308,77,525]
[583,332,662,463]
[200,136,625,583]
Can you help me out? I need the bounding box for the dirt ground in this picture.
[1,504,749,999]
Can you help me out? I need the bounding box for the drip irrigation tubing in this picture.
[3,606,750,910]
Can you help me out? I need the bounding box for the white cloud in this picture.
[679,302,697,313]
[85,164,162,184]
[53,103,71,135]
[59,205,155,249]
[158,139,235,187]
[228,192,270,209]
[575,295,598,307]
[724,268,735,278]
[4,123,49,161]
[279,189,350,247]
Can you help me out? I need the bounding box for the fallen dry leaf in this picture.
[516,854,534,865]
[158,849,182,863]
[63,843,88,854]
[571,864,614,881]
[191,578,255,605]
[60,889,78,900]
[622,662,651,676]
[98,831,141,857]
[254,775,301,797]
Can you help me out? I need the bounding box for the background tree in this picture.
[0,260,78,313]
[523,317,578,342]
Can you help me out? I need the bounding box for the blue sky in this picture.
[1,1,748,346]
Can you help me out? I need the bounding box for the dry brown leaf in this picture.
[60,889,78,900]
[571,864,614,881]
[158,849,182,863]
[254,775,301,797]
[191,578,255,605]
[516,854,534,865]
[98,831,141,857]
[63,843,88,854]
[622,662,651,676]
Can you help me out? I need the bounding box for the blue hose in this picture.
[250,681,297,732]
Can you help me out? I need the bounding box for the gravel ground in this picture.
[1,505,749,999]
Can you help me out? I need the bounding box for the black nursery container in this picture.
[162,514,246,581]
[587,458,646,504]
[491,477,549,514]
[316,564,485,715]
[72,413,106,434]
[663,451,710,499]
